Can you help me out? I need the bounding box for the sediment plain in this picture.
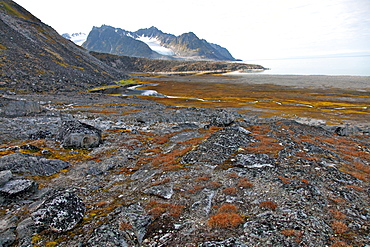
[0,74,369,247]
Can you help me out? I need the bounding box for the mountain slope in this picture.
[0,0,126,92]
[82,25,236,61]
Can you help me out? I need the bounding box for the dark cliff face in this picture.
[0,0,126,92]
[83,25,236,61]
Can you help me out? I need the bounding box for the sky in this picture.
[13,0,370,61]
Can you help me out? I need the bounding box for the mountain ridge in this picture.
[81,25,237,61]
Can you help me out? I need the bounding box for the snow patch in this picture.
[137,36,175,56]
[65,32,88,46]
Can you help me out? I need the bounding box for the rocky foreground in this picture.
[0,92,369,247]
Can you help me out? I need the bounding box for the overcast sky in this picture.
[13,0,370,61]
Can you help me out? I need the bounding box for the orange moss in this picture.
[330,209,346,220]
[207,204,243,229]
[119,221,133,231]
[218,204,238,213]
[146,200,185,219]
[86,110,118,114]
[330,240,352,247]
[223,187,237,195]
[329,196,346,205]
[151,134,172,145]
[259,201,278,211]
[279,176,291,184]
[206,181,222,189]
[237,178,253,188]
[227,172,239,178]
[344,185,365,192]
[331,221,348,234]
[281,229,296,236]
[151,178,171,186]
[195,176,210,181]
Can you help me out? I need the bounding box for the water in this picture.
[246,55,370,76]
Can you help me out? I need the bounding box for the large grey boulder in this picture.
[32,191,85,232]
[0,153,70,176]
[58,120,102,148]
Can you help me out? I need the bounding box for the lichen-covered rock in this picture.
[58,120,102,148]
[32,191,85,232]
[0,179,37,198]
[0,153,70,176]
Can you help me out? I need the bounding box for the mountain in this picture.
[82,25,237,61]
[0,0,125,92]
[61,32,88,46]
[81,25,168,59]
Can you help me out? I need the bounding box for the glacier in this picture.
[137,36,175,56]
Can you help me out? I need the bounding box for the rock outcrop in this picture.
[32,191,85,232]
[0,153,70,176]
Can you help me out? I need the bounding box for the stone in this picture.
[32,191,85,232]
[0,230,16,247]
[58,120,102,148]
[0,153,70,176]
[144,185,173,199]
[0,179,37,198]
[209,110,236,127]
[0,170,12,186]
[234,153,275,168]
[20,144,41,151]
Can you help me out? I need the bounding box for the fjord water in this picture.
[246,54,370,76]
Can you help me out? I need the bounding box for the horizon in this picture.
[12,0,370,61]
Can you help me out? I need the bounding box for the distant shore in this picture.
[142,73,370,91]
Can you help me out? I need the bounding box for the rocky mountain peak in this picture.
[82,25,236,61]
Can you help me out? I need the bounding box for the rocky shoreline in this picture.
[0,91,369,247]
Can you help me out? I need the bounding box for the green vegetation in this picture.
[88,79,138,92]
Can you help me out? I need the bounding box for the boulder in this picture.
[58,120,102,148]
[209,110,236,127]
[32,191,85,232]
[144,185,173,199]
[0,179,37,198]
[0,153,70,176]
